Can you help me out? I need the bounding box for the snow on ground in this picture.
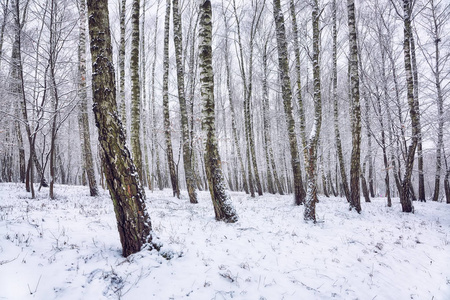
[0,183,449,300]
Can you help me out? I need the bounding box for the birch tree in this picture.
[163,0,180,198]
[348,0,362,213]
[199,0,238,223]
[172,0,198,203]
[273,0,306,205]
[77,0,98,196]
[86,0,157,256]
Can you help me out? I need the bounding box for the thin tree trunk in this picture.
[119,0,127,130]
[86,0,157,257]
[399,0,418,213]
[172,0,197,203]
[410,31,425,202]
[78,0,98,196]
[163,0,180,198]
[261,40,275,194]
[332,0,350,203]
[0,0,9,68]
[348,0,362,213]
[130,0,143,180]
[304,0,322,222]
[199,0,237,223]
[273,0,306,205]
[150,0,163,191]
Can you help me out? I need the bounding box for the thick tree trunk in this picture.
[199,0,238,223]
[348,0,362,213]
[86,0,156,257]
[172,0,198,204]
[273,0,306,205]
[78,0,99,197]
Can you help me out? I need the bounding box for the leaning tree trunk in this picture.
[172,0,198,204]
[399,0,418,213]
[199,0,238,223]
[162,0,180,198]
[273,0,306,205]
[78,0,98,197]
[130,0,143,180]
[348,0,362,213]
[332,0,350,203]
[86,0,156,257]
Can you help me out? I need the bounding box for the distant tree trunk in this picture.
[273,0,306,205]
[303,0,322,222]
[222,8,248,194]
[162,0,180,198]
[119,0,127,130]
[410,31,425,202]
[15,120,25,183]
[199,0,238,223]
[399,0,418,213]
[332,0,350,203]
[289,0,307,157]
[172,0,198,204]
[361,159,371,203]
[130,0,143,180]
[348,0,362,213]
[0,0,8,67]
[78,0,98,197]
[86,0,157,257]
[430,0,444,202]
[261,40,275,194]
[150,0,163,191]
[445,164,449,204]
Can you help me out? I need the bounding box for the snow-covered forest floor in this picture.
[0,183,449,299]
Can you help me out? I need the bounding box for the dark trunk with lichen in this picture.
[86,0,156,257]
[348,0,361,213]
[199,0,237,223]
[273,0,306,205]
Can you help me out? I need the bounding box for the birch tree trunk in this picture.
[150,0,163,191]
[399,0,418,213]
[348,0,362,213]
[119,0,127,130]
[172,0,198,203]
[304,0,322,222]
[199,0,238,223]
[86,0,157,257]
[222,8,248,194]
[273,0,306,205]
[130,0,143,179]
[78,0,98,197]
[163,0,180,198]
[332,0,350,203]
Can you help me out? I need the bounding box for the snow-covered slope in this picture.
[1,183,449,299]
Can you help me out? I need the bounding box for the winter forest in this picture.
[0,0,449,299]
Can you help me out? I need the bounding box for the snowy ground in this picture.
[0,183,449,299]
